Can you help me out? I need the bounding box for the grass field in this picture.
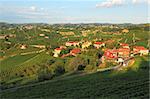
[0,53,37,72]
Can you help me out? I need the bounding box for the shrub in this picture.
[37,67,53,82]
[65,56,87,72]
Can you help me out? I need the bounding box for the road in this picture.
[97,56,134,72]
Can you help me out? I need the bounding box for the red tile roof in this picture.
[133,46,147,50]
[104,49,118,59]
[94,42,104,45]
[70,48,81,54]
[120,43,129,46]
[55,48,63,50]
[118,48,130,52]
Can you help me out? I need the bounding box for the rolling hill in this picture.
[0,66,149,99]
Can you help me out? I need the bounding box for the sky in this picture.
[0,0,149,24]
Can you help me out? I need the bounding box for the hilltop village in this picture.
[0,23,149,89]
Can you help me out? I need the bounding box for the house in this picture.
[117,58,124,63]
[39,34,45,37]
[118,48,130,58]
[133,46,149,56]
[44,36,49,39]
[53,48,63,57]
[0,35,7,39]
[70,48,81,56]
[59,31,75,36]
[24,25,33,30]
[65,41,80,47]
[20,44,27,50]
[82,41,92,49]
[60,46,67,49]
[104,49,118,59]
[122,29,129,33]
[120,43,129,48]
[93,42,105,49]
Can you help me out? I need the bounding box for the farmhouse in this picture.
[122,29,129,33]
[0,35,7,39]
[103,49,118,59]
[82,41,92,49]
[70,48,81,56]
[41,29,51,32]
[44,36,49,39]
[53,48,63,57]
[133,46,149,56]
[118,48,130,58]
[93,42,105,49]
[23,25,33,30]
[120,43,129,49]
[39,34,45,37]
[59,31,74,36]
[20,44,27,50]
[65,41,80,47]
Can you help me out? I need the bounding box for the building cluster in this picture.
[103,43,149,65]
[53,41,106,58]
[53,40,149,67]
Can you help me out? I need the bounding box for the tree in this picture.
[65,56,87,72]
[49,59,65,76]
[37,66,53,82]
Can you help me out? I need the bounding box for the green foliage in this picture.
[65,56,87,72]
[49,59,65,76]
[37,66,53,82]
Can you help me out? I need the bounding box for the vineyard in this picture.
[0,65,149,99]
[0,52,52,84]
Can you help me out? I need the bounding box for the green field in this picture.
[0,53,37,71]
[0,67,149,99]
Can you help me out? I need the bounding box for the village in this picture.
[52,39,149,70]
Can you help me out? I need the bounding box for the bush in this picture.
[49,59,65,76]
[65,56,88,72]
[37,67,53,82]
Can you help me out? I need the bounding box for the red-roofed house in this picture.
[70,48,81,56]
[53,47,63,57]
[93,42,105,49]
[118,48,130,58]
[65,41,80,47]
[120,43,129,48]
[104,49,118,59]
[133,46,149,55]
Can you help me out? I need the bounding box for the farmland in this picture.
[0,23,149,98]
[0,61,149,99]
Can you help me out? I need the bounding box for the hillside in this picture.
[0,23,149,99]
[0,66,149,99]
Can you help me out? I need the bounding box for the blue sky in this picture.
[0,0,149,24]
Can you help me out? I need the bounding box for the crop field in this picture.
[0,67,149,99]
[0,53,38,72]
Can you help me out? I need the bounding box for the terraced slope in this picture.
[0,68,149,99]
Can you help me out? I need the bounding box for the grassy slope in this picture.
[0,53,37,71]
[0,59,149,99]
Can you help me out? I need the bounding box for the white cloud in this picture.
[132,0,149,4]
[30,6,37,11]
[96,0,149,8]
[96,0,125,8]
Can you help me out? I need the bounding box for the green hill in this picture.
[0,67,149,99]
